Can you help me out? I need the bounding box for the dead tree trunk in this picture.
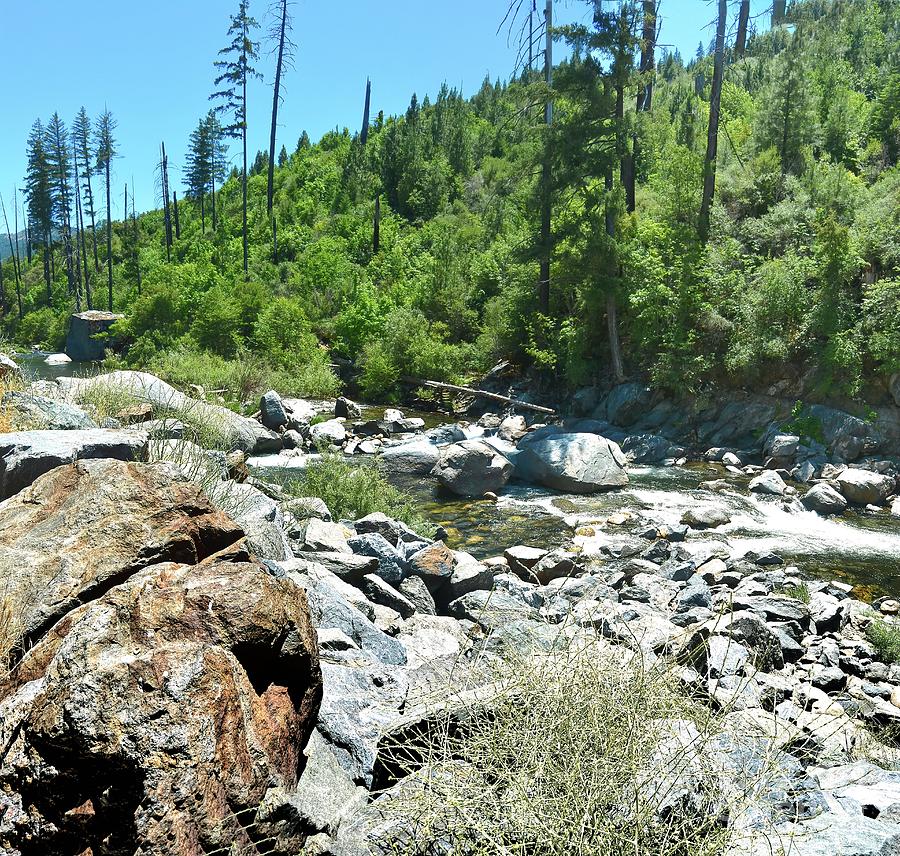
[735,0,750,58]
[538,0,553,314]
[698,0,727,242]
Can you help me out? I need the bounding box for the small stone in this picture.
[880,600,900,615]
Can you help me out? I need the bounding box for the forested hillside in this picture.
[2,0,899,407]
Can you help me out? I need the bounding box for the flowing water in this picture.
[392,460,900,598]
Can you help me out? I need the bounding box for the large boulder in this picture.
[432,440,513,497]
[379,439,440,475]
[515,430,628,493]
[835,467,894,506]
[802,483,848,515]
[0,459,244,644]
[0,428,149,499]
[260,389,288,429]
[0,558,321,856]
[64,309,124,360]
[59,371,280,454]
[604,382,652,426]
[2,391,97,430]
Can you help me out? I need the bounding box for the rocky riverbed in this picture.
[3,368,900,854]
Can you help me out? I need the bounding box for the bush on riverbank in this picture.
[282,452,434,538]
[376,640,778,855]
[867,619,900,664]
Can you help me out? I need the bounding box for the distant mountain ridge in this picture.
[0,231,28,263]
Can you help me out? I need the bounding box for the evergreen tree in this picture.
[46,112,77,300]
[278,144,288,167]
[754,29,818,174]
[24,119,53,302]
[185,115,213,232]
[211,0,262,276]
[96,109,117,311]
[73,107,100,274]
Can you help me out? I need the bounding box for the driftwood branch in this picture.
[401,377,556,415]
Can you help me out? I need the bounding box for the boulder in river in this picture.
[681,505,732,530]
[432,439,513,497]
[379,438,440,475]
[515,430,628,494]
[835,467,894,506]
[260,388,289,429]
[802,483,849,515]
[65,309,125,360]
[749,470,787,496]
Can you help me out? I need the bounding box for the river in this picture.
[15,358,900,597]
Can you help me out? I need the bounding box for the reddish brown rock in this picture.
[0,558,321,856]
[0,458,244,647]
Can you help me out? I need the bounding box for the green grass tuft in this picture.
[281,451,434,537]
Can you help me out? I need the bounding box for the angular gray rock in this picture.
[515,430,628,494]
[347,533,406,585]
[2,391,97,430]
[432,439,513,497]
[260,389,288,429]
[64,309,124,360]
[0,428,149,499]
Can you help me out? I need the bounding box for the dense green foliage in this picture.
[3,0,899,403]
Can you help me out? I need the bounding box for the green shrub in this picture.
[283,452,434,537]
[867,619,900,664]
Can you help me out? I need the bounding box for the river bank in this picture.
[4,370,900,853]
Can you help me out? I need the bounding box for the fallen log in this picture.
[400,376,556,415]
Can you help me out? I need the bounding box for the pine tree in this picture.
[278,144,288,167]
[73,108,100,274]
[185,116,212,232]
[46,112,77,300]
[211,0,262,276]
[24,119,54,302]
[96,109,117,311]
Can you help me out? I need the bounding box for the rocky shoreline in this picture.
[1,369,900,854]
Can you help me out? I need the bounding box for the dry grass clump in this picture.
[372,638,785,856]
[0,372,28,432]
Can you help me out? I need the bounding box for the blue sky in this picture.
[0,0,771,221]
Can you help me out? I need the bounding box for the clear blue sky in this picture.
[0,0,771,222]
